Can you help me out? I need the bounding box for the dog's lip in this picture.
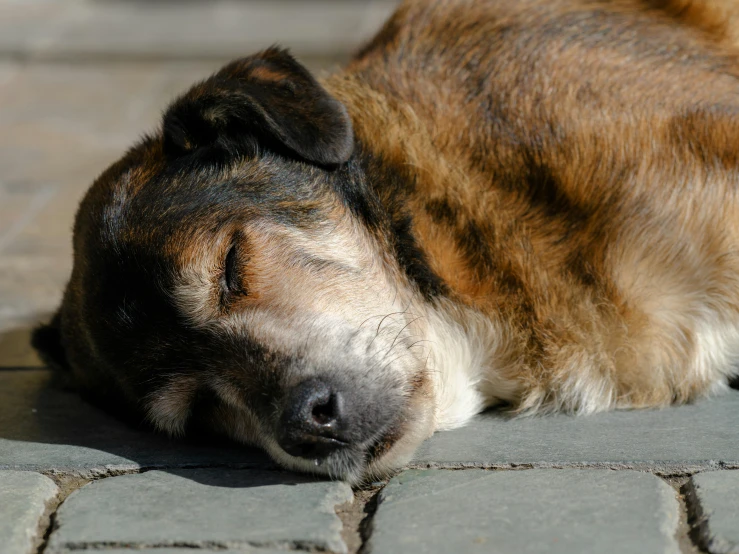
[364,423,403,464]
[278,424,400,463]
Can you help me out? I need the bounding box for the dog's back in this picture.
[33,0,739,481]
[324,0,739,412]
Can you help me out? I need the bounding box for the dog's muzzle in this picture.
[277,376,400,463]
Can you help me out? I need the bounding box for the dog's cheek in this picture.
[364,374,436,479]
[145,376,200,437]
[368,393,436,479]
[203,400,273,453]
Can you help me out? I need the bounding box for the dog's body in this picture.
[34,0,739,482]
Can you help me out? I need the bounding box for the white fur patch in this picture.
[422,300,521,430]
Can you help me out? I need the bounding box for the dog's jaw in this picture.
[259,391,436,485]
[421,299,523,430]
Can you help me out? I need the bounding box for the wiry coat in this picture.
[329,0,739,414]
[33,0,739,482]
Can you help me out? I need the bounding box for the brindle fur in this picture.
[33,0,739,483]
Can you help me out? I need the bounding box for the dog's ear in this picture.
[162,47,353,166]
[31,311,70,372]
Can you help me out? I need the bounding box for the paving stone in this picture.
[0,369,273,475]
[46,469,352,554]
[96,550,284,554]
[93,550,284,554]
[0,62,213,335]
[688,471,739,554]
[412,390,739,473]
[0,1,398,62]
[369,469,680,554]
[3,369,738,476]
[0,470,59,554]
[0,325,42,367]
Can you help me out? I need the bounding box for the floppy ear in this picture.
[162,47,353,166]
[31,310,70,372]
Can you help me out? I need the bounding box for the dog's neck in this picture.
[323,72,525,428]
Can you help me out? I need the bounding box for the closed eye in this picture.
[222,243,246,296]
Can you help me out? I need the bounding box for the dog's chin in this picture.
[266,444,370,484]
[264,404,436,484]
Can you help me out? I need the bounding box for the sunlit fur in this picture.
[33,0,739,484]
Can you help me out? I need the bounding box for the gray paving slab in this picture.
[94,550,284,554]
[0,62,215,338]
[412,390,739,472]
[0,325,42,367]
[369,469,680,554]
[0,470,59,554]
[0,369,273,476]
[46,468,352,554]
[688,471,739,554]
[0,1,398,62]
[89,550,284,554]
[4,369,739,476]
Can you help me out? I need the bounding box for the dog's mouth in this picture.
[271,417,407,483]
[364,424,403,464]
[263,366,421,482]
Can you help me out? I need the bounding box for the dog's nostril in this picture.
[311,394,337,425]
[279,379,349,459]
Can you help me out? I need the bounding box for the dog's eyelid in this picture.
[220,239,248,299]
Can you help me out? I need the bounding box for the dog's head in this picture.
[32,48,438,483]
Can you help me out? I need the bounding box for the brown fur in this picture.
[324,0,739,410]
[33,0,739,482]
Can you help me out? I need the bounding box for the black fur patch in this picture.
[391,213,448,300]
[31,311,69,372]
[335,146,448,300]
[163,47,354,167]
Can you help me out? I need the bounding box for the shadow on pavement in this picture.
[2,320,738,490]
[0,323,290,488]
[0,320,45,368]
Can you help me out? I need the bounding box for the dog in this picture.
[32,0,739,483]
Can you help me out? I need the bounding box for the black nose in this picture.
[278,378,348,459]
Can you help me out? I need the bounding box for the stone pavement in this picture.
[2,368,738,553]
[1,1,738,553]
